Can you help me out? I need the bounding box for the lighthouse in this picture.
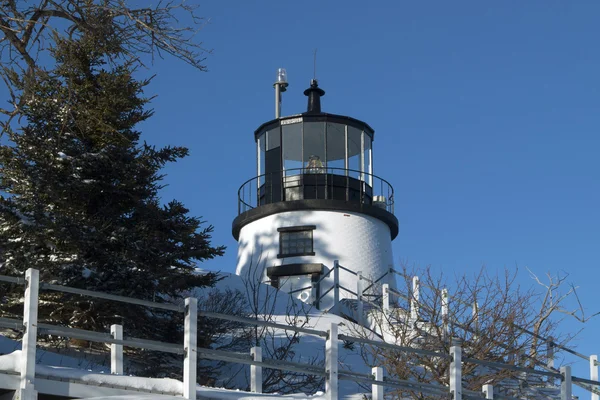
[233,70,398,311]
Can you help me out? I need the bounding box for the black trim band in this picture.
[277,225,316,232]
[266,263,324,278]
[232,199,399,241]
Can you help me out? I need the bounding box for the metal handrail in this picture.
[288,285,313,295]
[0,275,24,285]
[198,311,329,338]
[237,167,395,215]
[338,264,358,276]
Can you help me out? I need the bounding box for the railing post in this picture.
[410,276,420,324]
[326,322,339,400]
[442,288,449,339]
[110,324,123,375]
[312,280,320,310]
[372,367,383,400]
[450,343,462,400]
[251,346,263,393]
[411,276,419,321]
[382,283,390,314]
[547,337,554,369]
[183,297,197,400]
[357,271,364,326]
[472,302,479,332]
[591,355,598,400]
[333,260,340,307]
[561,366,572,400]
[19,268,39,400]
[482,384,493,400]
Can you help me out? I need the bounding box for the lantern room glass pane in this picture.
[282,122,303,175]
[303,122,326,173]
[267,127,281,150]
[364,133,372,185]
[257,132,266,177]
[326,122,345,173]
[347,126,361,180]
[265,127,281,174]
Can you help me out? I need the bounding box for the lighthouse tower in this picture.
[233,70,398,311]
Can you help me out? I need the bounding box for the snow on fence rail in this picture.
[0,269,598,400]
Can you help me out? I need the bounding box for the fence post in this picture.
[410,276,420,324]
[561,366,572,400]
[357,271,364,325]
[442,288,449,339]
[19,268,39,400]
[482,384,493,400]
[450,343,462,400]
[591,355,598,400]
[382,283,390,314]
[326,322,339,400]
[472,302,479,333]
[333,260,340,307]
[110,324,123,375]
[251,346,263,393]
[372,366,383,400]
[547,337,554,369]
[183,297,197,400]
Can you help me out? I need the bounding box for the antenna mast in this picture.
[313,49,317,80]
[274,68,288,118]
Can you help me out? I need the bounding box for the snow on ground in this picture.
[0,350,182,395]
[0,334,109,372]
[82,388,332,400]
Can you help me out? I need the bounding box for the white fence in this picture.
[305,261,600,399]
[0,268,598,400]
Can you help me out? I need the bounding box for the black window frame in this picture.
[277,225,316,258]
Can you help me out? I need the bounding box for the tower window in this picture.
[277,225,316,258]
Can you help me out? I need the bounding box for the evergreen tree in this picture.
[0,24,224,356]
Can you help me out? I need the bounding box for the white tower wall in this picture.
[236,209,395,309]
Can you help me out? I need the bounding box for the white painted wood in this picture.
[482,384,493,399]
[547,337,554,369]
[357,271,364,325]
[326,322,339,400]
[591,355,598,400]
[183,297,197,400]
[21,268,39,400]
[251,346,263,393]
[372,367,383,400]
[110,324,123,375]
[561,366,572,400]
[442,288,449,338]
[450,345,462,400]
[472,302,479,332]
[382,283,390,313]
[410,276,420,323]
[333,260,340,307]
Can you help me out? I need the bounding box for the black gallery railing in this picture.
[237,167,395,215]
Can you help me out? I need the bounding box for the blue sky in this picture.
[3,0,599,392]
[135,0,599,387]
